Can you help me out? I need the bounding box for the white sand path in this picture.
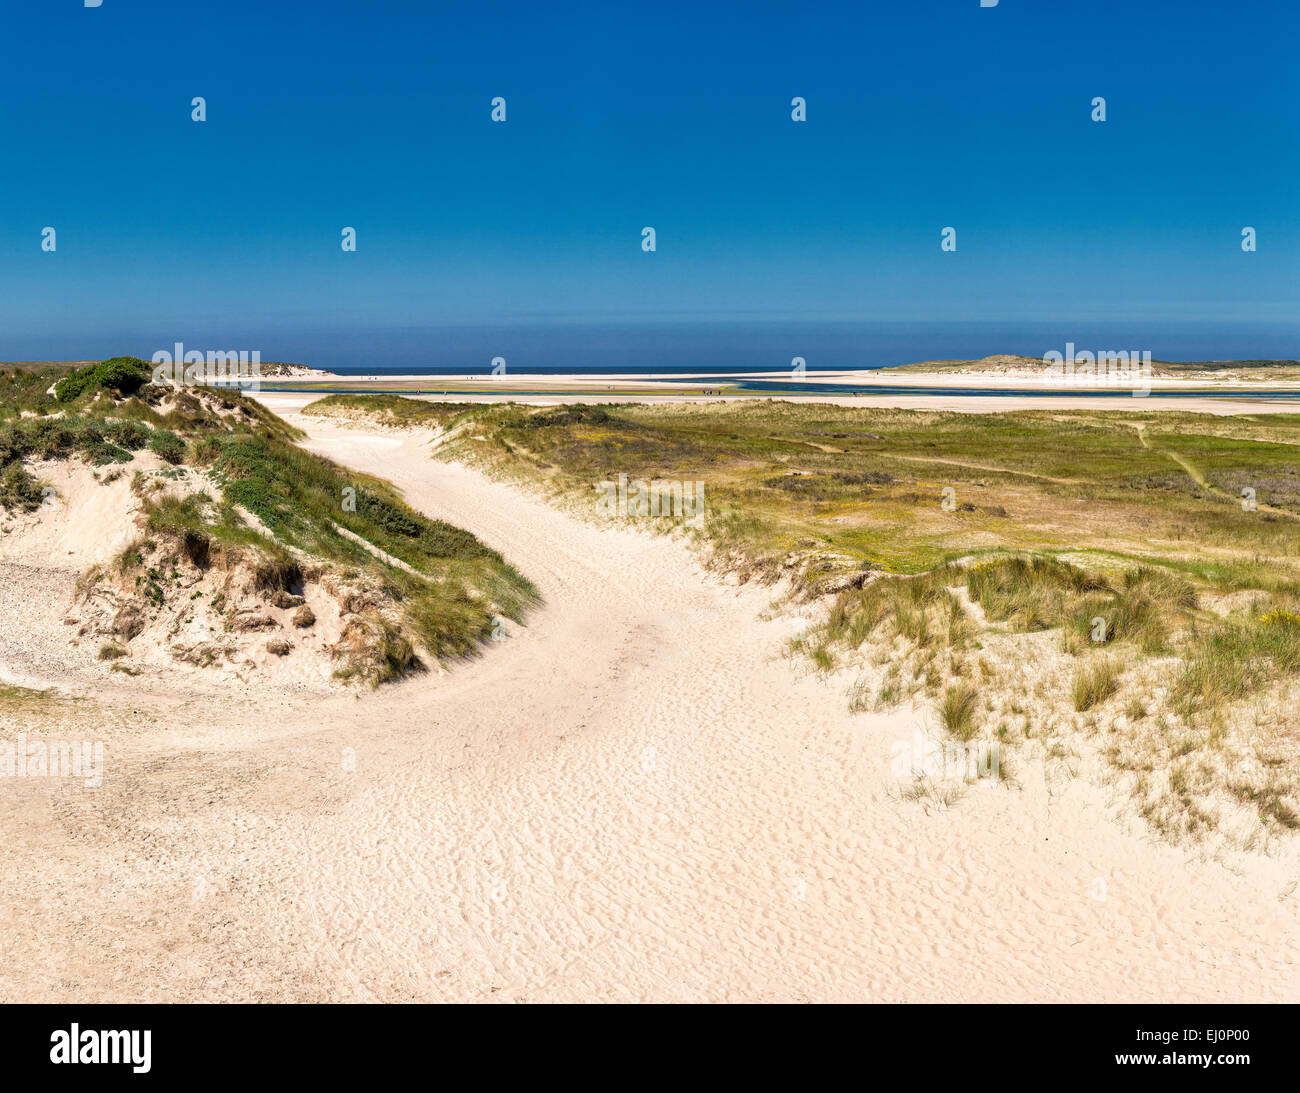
[2,414,1297,1002]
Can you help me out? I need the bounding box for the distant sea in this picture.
[12,320,1299,375]
[293,322,1300,376]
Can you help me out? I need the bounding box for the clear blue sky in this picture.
[0,0,1296,366]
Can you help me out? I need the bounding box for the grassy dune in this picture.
[308,394,1300,840]
[0,363,538,682]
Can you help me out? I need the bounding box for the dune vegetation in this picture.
[0,362,537,684]
[307,394,1300,841]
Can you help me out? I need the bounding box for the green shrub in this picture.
[0,462,45,512]
[54,357,151,403]
[147,430,186,464]
[22,418,78,459]
[101,420,151,450]
[517,405,616,429]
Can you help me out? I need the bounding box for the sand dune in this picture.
[1,411,1297,1002]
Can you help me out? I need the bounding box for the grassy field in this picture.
[307,394,1300,577]
[307,393,1300,840]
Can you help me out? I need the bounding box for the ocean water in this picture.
[287,321,1300,375]
[12,320,1298,375]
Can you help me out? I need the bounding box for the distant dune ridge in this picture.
[253,362,338,378]
[891,354,1049,374]
[890,354,1300,379]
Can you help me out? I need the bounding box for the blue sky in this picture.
[0,0,1296,366]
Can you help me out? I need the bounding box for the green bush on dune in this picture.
[147,429,186,464]
[0,461,45,512]
[54,356,152,403]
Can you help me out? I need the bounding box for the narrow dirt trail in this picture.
[882,451,1087,485]
[1135,424,1300,523]
[3,416,1297,1002]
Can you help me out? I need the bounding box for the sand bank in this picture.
[257,372,1300,415]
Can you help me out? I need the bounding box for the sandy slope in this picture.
[1,414,1297,1002]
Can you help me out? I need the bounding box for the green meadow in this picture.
[307,395,1300,581]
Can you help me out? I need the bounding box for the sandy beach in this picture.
[2,397,1295,1002]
